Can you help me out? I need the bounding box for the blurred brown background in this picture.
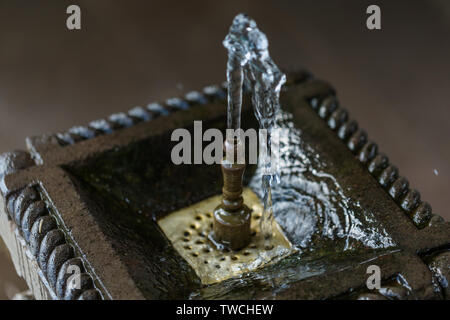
[0,0,448,299]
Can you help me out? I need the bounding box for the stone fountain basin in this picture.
[0,73,448,299]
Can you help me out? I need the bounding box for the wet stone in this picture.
[426,251,450,299]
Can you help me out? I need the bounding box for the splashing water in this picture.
[223,13,286,239]
[250,111,396,251]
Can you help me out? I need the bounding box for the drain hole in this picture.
[210,223,213,228]
[215,265,221,269]
[198,232,206,238]
[265,245,274,251]
[184,245,192,250]
[190,224,197,229]
[254,215,261,220]
[231,256,238,261]
[192,252,199,257]
[195,215,202,221]
[204,260,208,264]
[251,231,257,236]
[243,251,250,256]
[183,231,190,237]
[183,238,190,242]
[206,212,212,218]
[202,248,210,253]
[195,240,204,245]
[220,257,226,261]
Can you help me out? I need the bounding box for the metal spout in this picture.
[213,139,251,250]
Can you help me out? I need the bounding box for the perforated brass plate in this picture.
[158,188,294,285]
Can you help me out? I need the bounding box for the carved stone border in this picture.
[52,85,227,147]
[0,82,230,299]
[0,151,102,299]
[293,74,448,299]
[0,83,230,300]
[301,79,443,230]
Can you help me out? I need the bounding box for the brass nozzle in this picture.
[213,140,251,250]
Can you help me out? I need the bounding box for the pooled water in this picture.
[223,13,286,239]
[249,111,396,251]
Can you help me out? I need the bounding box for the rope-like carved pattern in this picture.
[4,185,102,300]
[54,85,227,146]
[305,83,442,230]
[53,70,312,147]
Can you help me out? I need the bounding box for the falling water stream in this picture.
[223,13,286,239]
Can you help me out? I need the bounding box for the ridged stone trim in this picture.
[304,78,442,229]
[53,84,231,147]
[50,71,313,147]
[1,184,102,300]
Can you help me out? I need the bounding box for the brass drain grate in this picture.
[158,188,294,285]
